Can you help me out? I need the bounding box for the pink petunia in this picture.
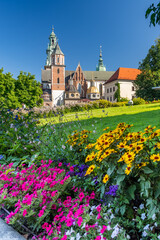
[95,236,101,240]
[100,225,107,234]
[61,235,67,240]
[77,216,83,227]
[23,209,27,217]
[66,218,73,227]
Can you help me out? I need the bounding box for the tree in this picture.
[0,68,20,109]
[15,71,43,108]
[134,39,160,101]
[145,2,160,26]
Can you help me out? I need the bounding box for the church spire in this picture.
[96,46,106,71]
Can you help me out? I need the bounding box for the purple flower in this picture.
[105,185,118,197]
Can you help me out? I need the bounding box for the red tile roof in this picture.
[105,67,141,84]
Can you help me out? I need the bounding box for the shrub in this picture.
[99,100,112,108]
[80,123,160,238]
[133,97,145,105]
[112,102,127,107]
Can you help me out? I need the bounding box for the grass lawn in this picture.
[39,103,160,140]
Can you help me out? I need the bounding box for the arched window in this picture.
[57,78,60,84]
[57,68,60,74]
[57,57,59,63]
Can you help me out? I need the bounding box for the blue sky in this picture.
[0,0,159,82]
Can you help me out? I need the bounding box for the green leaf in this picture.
[116,174,125,184]
[120,205,126,215]
[127,185,136,200]
[100,184,105,198]
[142,167,153,174]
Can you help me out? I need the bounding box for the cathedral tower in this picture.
[96,46,106,71]
[42,27,65,106]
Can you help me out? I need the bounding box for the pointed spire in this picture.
[52,25,54,32]
[96,46,106,71]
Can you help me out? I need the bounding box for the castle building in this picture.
[41,28,140,106]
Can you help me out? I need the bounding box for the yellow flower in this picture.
[154,142,160,149]
[85,165,96,176]
[125,165,132,175]
[136,162,149,168]
[85,152,96,162]
[117,142,126,149]
[134,144,144,153]
[103,127,109,131]
[150,154,160,162]
[102,174,109,183]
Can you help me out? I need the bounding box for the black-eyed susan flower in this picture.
[102,174,109,183]
[85,165,96,176]
[150,154,160,162]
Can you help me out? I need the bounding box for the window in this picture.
[57,57,59,63]
[57,68,60,74]
[71,93,75,97]
[113,86,115,92]
[57,78,60,84]
[132,86,135,91]
[110,96,112,102]
[93,94,96,97]
[88,95,90,98]
[107,97,109,101]
[66,94,69,98]
[97,95,99,97]
[110,88,112,93]
[107,88,109,93]
[76,94,79,97]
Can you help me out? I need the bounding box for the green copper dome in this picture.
[96,46,106,71]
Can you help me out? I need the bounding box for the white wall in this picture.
[104,80,136,102]
[52,90,65,106]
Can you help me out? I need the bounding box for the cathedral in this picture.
[41,28,115,106]
[41,28,140,106]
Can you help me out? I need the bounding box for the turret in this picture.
[96,46,106,71]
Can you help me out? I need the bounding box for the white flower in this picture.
[107,225,112,231]
[76,233,81,240]
[111,227,119,238]
[152,213,156,220]
[142,231,148,237]
[66,227,74,235]
[90,205,96,211]
[158,235,160,239]
[70,237,75,240]
[139,204,144,209]
[10,124,14,128]
[93,130,96,133]
[141,213,146,220]
[144,224,150,230]
[154,222,157,227]
[81,223,86,229]
[62,145,66,149]
[70,146,73,150]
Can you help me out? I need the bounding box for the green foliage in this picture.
[0,69,43,109]
[145,2,160,26]
[114,83,120,102]
[15,71,43,108]
[0,108,43,166]
[0,68,20,109]
[133,97,146,105]
[134,39,160,101]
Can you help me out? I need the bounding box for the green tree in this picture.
[114,83,120,102]
[15,71,43,108]
[145,2,160,26]
[0,68,20,109]
[134,39,160,101]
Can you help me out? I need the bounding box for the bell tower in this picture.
[43,27,65,106]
